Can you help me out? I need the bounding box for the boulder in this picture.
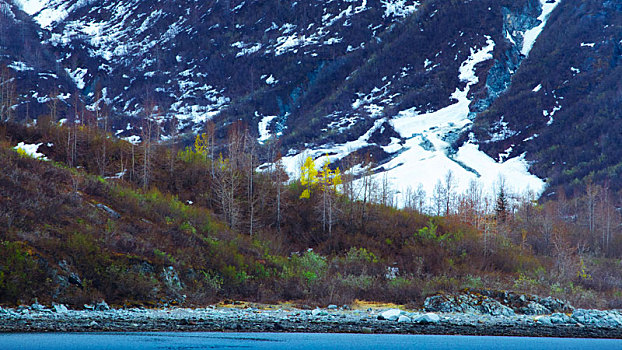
[424,293,514,316]
[549,313,572,324]
[572,309,622,328]
[379,309,402,321]
[521,301,550,315]
[96,203,121,219]
[536,316,553,326]
[95,300,110,311]
[425,290,573,316]
[539,296,574,313]
[30,302,47,312]
[398,315,412,323]
[414,312,440,324]
[311,308,327,316]
[53,304,69,313]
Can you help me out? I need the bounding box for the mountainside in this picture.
[1,0,621,198]
[473,0,622,197]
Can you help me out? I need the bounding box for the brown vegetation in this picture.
[1,120,622,309]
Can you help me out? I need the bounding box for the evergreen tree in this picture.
[495,186,508,223]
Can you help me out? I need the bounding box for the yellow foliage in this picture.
[577,257,591,280]
[194,133,209,156]
[299,156,342,199]
[331,167,342,191]
[15,147,29,158]
[299,156,318,199]
[217,153,230,171]
[300,156,318,186]
[319,157,341,193]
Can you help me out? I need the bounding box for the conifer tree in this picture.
[495,186,508,224]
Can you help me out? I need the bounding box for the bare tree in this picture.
[212,122,246,229]
[141,101,158,189]
[206,120,216,178]
[0,64,16,122]
[95,95,110,176]
[213,154,241,229]
[272,154,287,233]
[596,182,617,255]
[47,89,60,122]
[169,116,178,175]
[443,170,457,216]
[244,129,259,236]
[584,179,599,248]
[432,179,444,216]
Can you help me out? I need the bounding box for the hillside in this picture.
[2,0,622,310]
[1,121,622,309]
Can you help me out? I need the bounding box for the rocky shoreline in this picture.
[1,301,622,338]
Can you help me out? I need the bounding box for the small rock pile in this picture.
[423,290,574,316]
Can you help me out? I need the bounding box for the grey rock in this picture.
[521,301,550,315]
[397,315,412,323]
[537,316,553,326]
[30,302,47,312]
[96,203,121,219]
[424,293,514,316]
[414,312,440,324]
[162,266,184,292]
[327,305,338,310]
[549,313,571,324]
[95,301,110,311]
[539,296,574,313]
[53,304,69,313]
[379,309,402,321]
[311,308,327,316]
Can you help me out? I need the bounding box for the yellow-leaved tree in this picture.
[299,155,342,235]
[299,156,318,199]
[194,133,209,159]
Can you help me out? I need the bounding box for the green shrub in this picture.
[0,242,48,303]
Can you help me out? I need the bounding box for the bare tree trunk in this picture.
[169,117,178,176]
[585,180,599,249]
[247,133,257,236]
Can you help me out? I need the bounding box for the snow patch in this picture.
[257,114,278,144]
[265,75,278,85]
[11,0,47,15]
[234,42,263,58]
[379,35,544,204]
[8,61,34,72]
[65,67,88,90]
[381,0,420,18]
[122,135,141,145]
[521,0,560,57]
[279,118,387,178]
[14,142,48,160]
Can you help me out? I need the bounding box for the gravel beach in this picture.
[1,302,622,338]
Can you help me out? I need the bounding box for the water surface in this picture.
[3,332,622,350]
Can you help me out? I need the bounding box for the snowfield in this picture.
[280,35,545,206]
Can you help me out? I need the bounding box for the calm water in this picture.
[2,332,622,350]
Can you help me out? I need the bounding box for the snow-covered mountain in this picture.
[2,0,620,200]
